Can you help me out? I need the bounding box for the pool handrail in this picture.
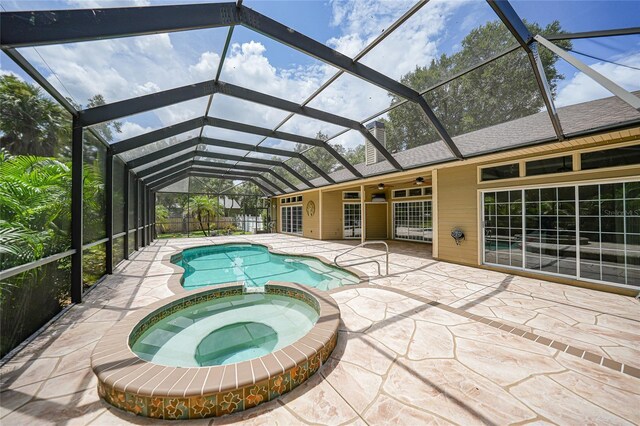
[333,241,389,276]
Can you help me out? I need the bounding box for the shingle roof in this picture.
[304,92,640,188]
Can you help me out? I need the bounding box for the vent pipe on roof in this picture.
[365,121,386,166]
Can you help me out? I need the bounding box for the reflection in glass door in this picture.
[482,180,639,288]
[393,201,432,242]
[343,203,361,239]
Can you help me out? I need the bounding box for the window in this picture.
[480,163,519,181]
[581,144,640,171]
[526,155,573,176]
[393,201,432,242]
[393,187,432,198]
[343,203,361,238]
[482,180,639,288]
[343,191,360,200]
[281,205,302,234]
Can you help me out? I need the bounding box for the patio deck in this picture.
[1,234,638,425]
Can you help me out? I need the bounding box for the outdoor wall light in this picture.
[451,228,465,245]
[377,183,385,190]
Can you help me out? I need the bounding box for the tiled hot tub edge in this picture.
[91,282,340,420]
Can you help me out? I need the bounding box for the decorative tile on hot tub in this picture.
[268,371,291,400]
[163,397,189,420]
[216,389,244,416]
[290,361,309,389]
[124,392,147,417]
[244,381,269,409]
[308,352,322,373]
[147,396,164,419]
[189,394,216,418]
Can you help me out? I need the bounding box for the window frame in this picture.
[479,176,639,290]
[280,204,303,235]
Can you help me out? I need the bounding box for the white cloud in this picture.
[189,51,221,80]
[555,53,640,107]
[118,121,154,140]
[220,41,334,103]
[14,0,473,156]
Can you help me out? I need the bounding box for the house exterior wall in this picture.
[321,189,354,240]
[303,190,320,240]
[271,127,640,294]
[436,164,478,265]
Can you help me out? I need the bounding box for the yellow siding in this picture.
[435,146,640,267]
[436,165,479,265]
[272,129,639,294]
[302,190,320,239]
[321,190,343,239]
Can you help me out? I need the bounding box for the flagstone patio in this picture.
[1,234,638,425]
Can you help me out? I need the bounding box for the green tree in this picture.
[344,145,365,164]
[271,131,368,186]
[385,20,571,152]
[0,75,71,157]
[0,150,72,268]
[189,195,222,236]
[155,205,170,233]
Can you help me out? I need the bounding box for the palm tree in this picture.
[0,150,72,268]
[189,195,222,237]
[0,75,71,157]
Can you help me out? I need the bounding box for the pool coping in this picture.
[160,241,369,296]
[91,281,340,420]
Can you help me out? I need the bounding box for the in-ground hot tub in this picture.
[91,282,339,420]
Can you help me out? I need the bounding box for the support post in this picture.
[123,167,130,259]
[147,189,152,244]
[71,117,83,303]
[105,152,113,274]
[134,177,140,250]
[141,185,147,247]
[360,184,366,244]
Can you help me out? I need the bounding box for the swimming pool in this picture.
[174,244,360,290]
[131,292,319,367]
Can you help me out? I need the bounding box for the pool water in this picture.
[176,244,359,291]
[131,293,318,367]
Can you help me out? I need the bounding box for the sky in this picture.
[1,0,639,159]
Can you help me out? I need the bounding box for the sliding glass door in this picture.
[482,180,639,288]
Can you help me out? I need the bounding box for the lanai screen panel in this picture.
[538,36,640,134]
[16,28,228,105]
[158,178,190,193]
[1,0,639,197]
[218,26,340,104]
[116,129,200,163]
[208,95,291,129]
[202,126,265,145]
[88,97,209,144]
[358,0,515,94]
